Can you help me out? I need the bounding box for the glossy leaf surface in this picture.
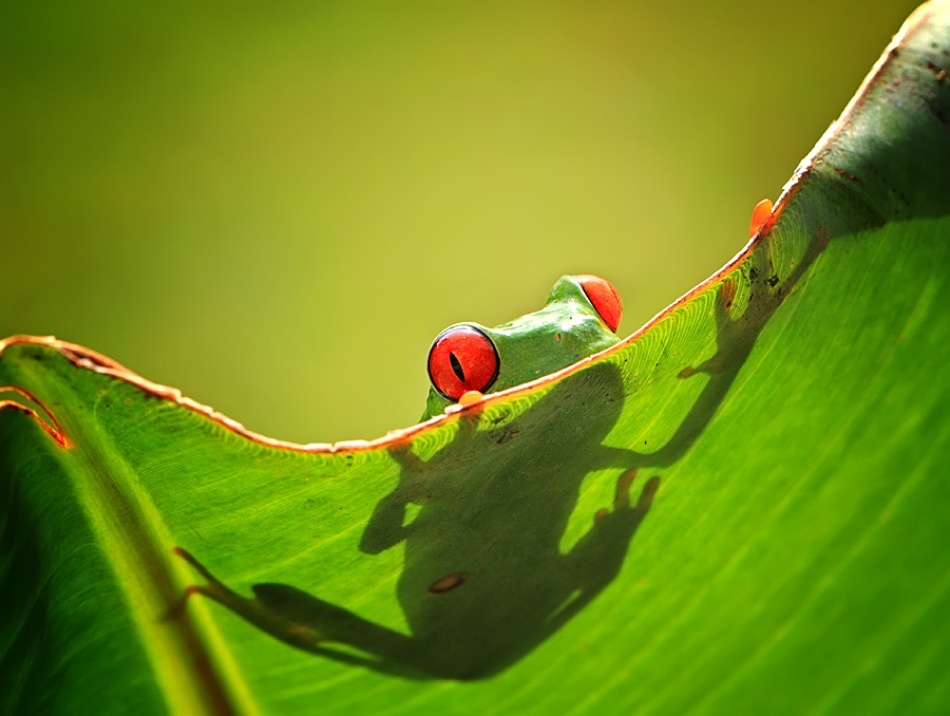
[2,2,949,713]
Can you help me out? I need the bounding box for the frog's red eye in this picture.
[578,275,623,333]
[427,326,500,401]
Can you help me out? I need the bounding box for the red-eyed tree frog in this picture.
[176,272,660,681]
[422,274,624,419]
[175,203,780,678]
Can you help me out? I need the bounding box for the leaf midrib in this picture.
[29,352,253,716]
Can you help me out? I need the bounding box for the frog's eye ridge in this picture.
[428,326,500,401]
[577,275,623,333]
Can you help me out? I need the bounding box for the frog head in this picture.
[422,275,623,420]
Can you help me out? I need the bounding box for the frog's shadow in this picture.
[178,234,825,680]
[180,362,657,680]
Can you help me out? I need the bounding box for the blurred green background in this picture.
[0,1,921,443]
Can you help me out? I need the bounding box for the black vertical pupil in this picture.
[449,352,466,382]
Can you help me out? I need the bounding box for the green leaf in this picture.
[3,2,949,713]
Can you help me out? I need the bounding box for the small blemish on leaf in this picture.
[834,167,862,183]
[493,425,519,445]
[428,572,467,594]
[927,61,947,81]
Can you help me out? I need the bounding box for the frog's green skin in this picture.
[421,275,621,420]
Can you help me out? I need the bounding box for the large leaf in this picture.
[3,1,949,713]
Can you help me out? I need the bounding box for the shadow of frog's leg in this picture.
[174,548,420,674]
[570,470,659,583]
[545,471,660,633]
[648,281,750,467]
[359,413,480,556]
[358,440,433,555]
[251,582,415,658]
[172,547,326,647]
[359,489,413,555]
